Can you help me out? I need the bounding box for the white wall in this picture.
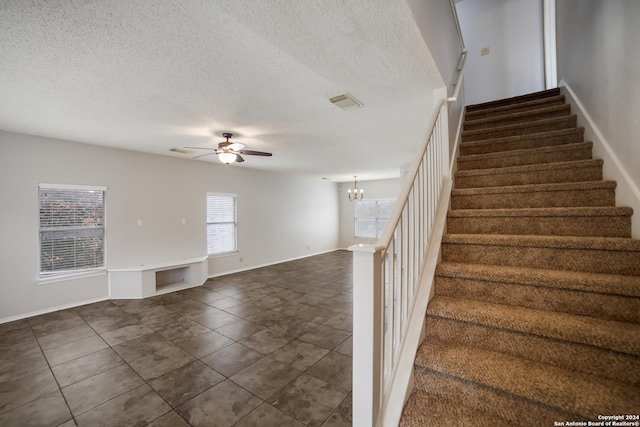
[456,0,545,105]
[0,130,339,321]
[556,0,640,238]
[338,178,402,248]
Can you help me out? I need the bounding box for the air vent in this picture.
[170,148,191,154]
[329,93,363,111]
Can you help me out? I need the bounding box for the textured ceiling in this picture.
[0,0,443,182]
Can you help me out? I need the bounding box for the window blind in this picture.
[38,184,105,277]
[206,194,237,255]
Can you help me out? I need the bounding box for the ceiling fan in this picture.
[185,133,272,164]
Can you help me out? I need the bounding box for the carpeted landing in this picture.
[400,88,640,426]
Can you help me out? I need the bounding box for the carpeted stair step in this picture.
[459,127,584,156]
[450,180,617,210]
[413,340,640,422]
[454,159,603,189]
[461,115,577,143]
[427,296,640,356]
[447,206,632,237]
[457,142,592,171]
[434,262,640,323]
[465,88,561,113]
[425,315,640,387]
[399,389,512,427]
[464,95,566,121]
[441,234,640,275]
[464,104,571,131]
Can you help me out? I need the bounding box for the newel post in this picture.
[349,243,385,427]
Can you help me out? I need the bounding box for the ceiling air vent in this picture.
[170,148,191,154]
[329,93,363,111]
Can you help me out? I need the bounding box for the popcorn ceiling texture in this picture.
[400,88,640,426]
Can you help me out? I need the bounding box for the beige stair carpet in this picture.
[400,88,640,426]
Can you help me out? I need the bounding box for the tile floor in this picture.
[0,250,353,427]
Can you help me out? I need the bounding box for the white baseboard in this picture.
[0,296,110,325]
[560,81,640,238]
[208,248,344,279]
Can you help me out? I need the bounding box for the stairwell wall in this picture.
[556,0,640,238]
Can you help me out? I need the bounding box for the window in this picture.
[39,184,106,277]
[206,193,237,255]
[354,199,395,238]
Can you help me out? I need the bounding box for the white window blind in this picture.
[206,193,237,255]
[354,199,395,238]
[39,184,106,277]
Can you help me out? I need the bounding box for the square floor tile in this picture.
[43,334,109,366]
[157,319,211,342]
[215,319,265,340]
[192,311,242,329]
[128,345,194,381]
[75,384,170,427]
[30,315,87,338]
[177,380,261,427]
[100,324,155,347]
[321,393,352,427]
[37,325,96,350]
[230,357,301,399]
[269,316,318,338]
[0,351,48,383]
[112,332,173,362]
[201,343,265,377]
[147,410,191,427]
[240,328,294,354]
[307,352,352,391]
[268,373,349,427]
[270,340,330,371]
[61,364,144,416]
[52,347,124,387]
[334,336,353,357]
[149,360,224,407]
[235,403,305,427]
[299,325,351,350]
[174,330,233,358]
[0,369,59,415]
[322,313,353,333]
[0,390,71,427]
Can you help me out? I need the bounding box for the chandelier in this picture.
[347,176,364,202]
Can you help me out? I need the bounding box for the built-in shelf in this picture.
[108,256,208,299]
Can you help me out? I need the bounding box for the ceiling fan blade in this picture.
[235,154,245,163]
[184,146,216,151]
[193,152,216,159]
[241,150,272,156]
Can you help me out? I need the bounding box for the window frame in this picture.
[354,198,396,239]
[206,192,238,256]
[38,183,107,281]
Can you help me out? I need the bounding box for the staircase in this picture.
[400,88,640,426]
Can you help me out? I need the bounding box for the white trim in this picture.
[38,183,107,191]
[38,269,106,285]
[207,248,342,279]
[543,0,557,89]
[560,80,640,238]
[206,191,238,197]
[0,296,110,325]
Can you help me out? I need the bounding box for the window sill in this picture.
[38,270,107,285]
[207,251,239,259]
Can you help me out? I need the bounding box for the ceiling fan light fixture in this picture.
[218,152,237,164]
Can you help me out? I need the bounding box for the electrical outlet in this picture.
[481,46,490,56]
[239,257,243,263]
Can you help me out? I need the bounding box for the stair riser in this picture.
[457,145,592,171]
[466,88,561,113]
[464,107,571,131]
[441,242,640,275]
[425,315,640,385]
[451,188,616,209]
[447,215,631,238]
[465,97,565,121]
[462,117,577,143]
[435,276,640,324]
[413,368,573,426]
[460,130,584,156]
[454,164,603,189]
